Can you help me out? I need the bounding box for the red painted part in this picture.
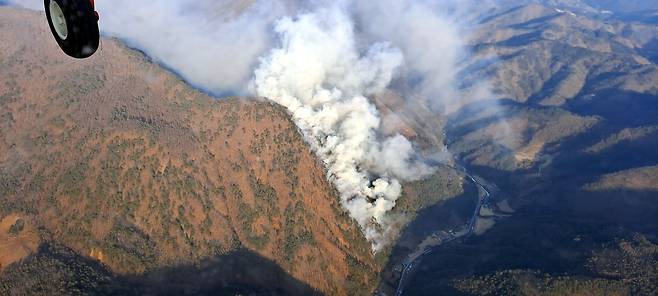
[89,0,99,21]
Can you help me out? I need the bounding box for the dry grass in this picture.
[0,214,40,271]
[0,7,377,295]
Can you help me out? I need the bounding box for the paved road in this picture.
[394,165,492,296]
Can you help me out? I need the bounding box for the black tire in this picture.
[44,0,99,59]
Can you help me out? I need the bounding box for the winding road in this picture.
[394,165,493,296]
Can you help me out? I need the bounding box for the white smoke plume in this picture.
[355,0,499,114]
[355,1,464,113]
[94,0,291,94]
[252,2,434,250]
[5,0,489,250]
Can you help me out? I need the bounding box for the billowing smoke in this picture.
[252,2,434,250]
[355,0,499,114]
[6,0,490,250]
[355,1,464,113]
[94,0,291,94]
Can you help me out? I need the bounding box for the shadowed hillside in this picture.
[1,243,321,296]
[391,3,658,294]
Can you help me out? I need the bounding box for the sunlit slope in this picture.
[0,7,378,295]
[447,3,658,173]
[400,3,658,294]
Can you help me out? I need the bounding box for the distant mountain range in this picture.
[386,2,658,295]
[1,1,656,296]
[496,0,658,14]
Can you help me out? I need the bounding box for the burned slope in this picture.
[0,7,377,296]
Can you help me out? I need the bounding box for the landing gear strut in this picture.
[44,0,100,59]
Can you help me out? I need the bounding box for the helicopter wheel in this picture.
[44,0,99,59]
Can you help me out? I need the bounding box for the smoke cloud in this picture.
[7,0,490,251]
[96,0,289,94]
[355,0,500,114]
[252,2,434,250]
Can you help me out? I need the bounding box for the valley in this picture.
[1,1,657,295]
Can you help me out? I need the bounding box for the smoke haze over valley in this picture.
[1,0,657,295]
[24,0,499,250]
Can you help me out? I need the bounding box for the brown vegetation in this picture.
[0,7,377,295]
[585,165,658,192]
[0,214,40,271]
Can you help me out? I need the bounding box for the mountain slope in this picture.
[0,7,378,295]
[388,3,658,294]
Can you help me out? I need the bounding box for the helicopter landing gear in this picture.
[44,0,100,59]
